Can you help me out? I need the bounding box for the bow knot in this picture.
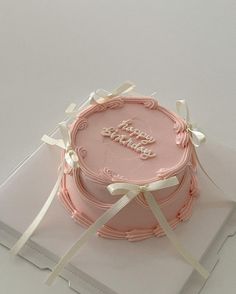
[139,184,149,192]
[176,99,206,147]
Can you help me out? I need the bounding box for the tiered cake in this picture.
[60,97,198,241]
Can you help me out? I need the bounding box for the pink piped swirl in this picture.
[98,167,126,182]
[76,118,88,130]
[104,98,125,109]
[173,119,186,133]
[143,99,159,110]
[156,167,172,179]
[176,131,190,148]
[173,119,190,148]
[92,98,124,112]
[92,103,107,112]
[76,146,87,158]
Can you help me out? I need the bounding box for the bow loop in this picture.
[65,103,78,118]
[144,177,179,192]
[107,176,179,196]
[107,183,141,196]
[176,99,206,147]
[64,149,79,169]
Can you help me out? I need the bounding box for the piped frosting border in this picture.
[59,168,199,241]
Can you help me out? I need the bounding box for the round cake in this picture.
[60,96,198,241]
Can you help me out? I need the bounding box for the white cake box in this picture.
[0,101,236,294]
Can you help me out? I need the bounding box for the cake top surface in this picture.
[71,97,191,183]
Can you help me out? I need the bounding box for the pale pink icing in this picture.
[71,98,191,182]
[59,97,199,241]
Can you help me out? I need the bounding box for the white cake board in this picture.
[0,130,236,294]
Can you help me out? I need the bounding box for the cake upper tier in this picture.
[71,97,190,183]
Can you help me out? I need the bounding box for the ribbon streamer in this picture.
[45,190,138,285]
[46,176,209,285]
[144,192,209,279]
[10,122,79,255]
[176,100,206,147]
[10,163,64,255]
[176,100,225,194]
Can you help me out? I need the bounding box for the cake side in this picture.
[60,162,198,241]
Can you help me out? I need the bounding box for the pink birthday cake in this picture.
[60,96,198,241]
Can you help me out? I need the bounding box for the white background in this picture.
[0,1,235,293]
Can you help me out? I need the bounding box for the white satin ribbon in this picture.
[45,176,209,285]
[64,82,135,120]
[65,100,90,120]
[176,100,206,147]
[10,122,79,255]
[176,100,224,193]
[65,103,77,118]
[108,180,209,280]
[10,163,65,255]
[144,192,209,279]
[89,81,135,104]
[42,122,79,169]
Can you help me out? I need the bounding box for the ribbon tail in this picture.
[110,81,135,97]
[144,191,209,279]
[176,100,190,122]
[65,103,77,115]
[41,135,65,150]
[10,164,64,255]
[193,147,225,194]
[45,190,138,286]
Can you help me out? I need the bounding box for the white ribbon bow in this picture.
[64,81,135,120]
[107,178,179,195]
[89,81,135,104]
[45,176,209,285]
[176,100,206,147]
[10,122,79,255]
[176,100,223,192]
[42,122,79,169]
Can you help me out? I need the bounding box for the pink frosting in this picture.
[60,167,198,241]
[59,97,198,241]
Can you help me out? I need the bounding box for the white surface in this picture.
[0,0,235,293]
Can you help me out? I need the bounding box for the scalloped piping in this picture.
[59,179,197,242]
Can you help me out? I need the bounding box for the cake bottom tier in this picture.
[59,167,199,241]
